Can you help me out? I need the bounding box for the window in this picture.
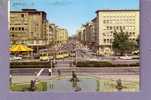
[103,20,106,24]
[104,39,106,43]
[129,32,132,36]
[126,32,128,35]
[11,27,14,31]
[107,39,109,43]
[21,14,24,18]
[15,27,17,31]
[122,26,125,30]
[110,26,112,30]
[106,20,109,24]
[110,39,112,43]
[133,32,135,36]
[103,33,106,36]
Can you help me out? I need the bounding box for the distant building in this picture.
[77,21,96,51]
[46,23,56,45]
[55,27,68,45]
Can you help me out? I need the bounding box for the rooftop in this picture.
[96,9,139,13]
[10,9,47,14]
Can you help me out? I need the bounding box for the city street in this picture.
[10,39,139,76]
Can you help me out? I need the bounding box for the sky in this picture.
[10,0,139,36]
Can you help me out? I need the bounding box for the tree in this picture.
[112,29,136,56]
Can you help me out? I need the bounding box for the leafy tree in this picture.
[136,35,140,49]
[112,29,136,56]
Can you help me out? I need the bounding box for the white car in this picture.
[119,56,132,60]
[89,58,99,61]
[40,56,49,61]
[10,56,22,61]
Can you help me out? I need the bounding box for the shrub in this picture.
[10,61,55,68]
[76,61,112,67]
[76,61,139,67]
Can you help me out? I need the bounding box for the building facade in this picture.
[55,27,68,45]
[10,9,69,53]
[10,9,48,52]
[96,10,139,56]
[77,21,97,51]
[46,23,56,45]
[78,10,139,56]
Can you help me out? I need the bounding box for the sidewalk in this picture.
[12,74,139,83]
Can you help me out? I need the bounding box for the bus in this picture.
[39,52,49,61]
[39,49,69,60]
[39,49,53,61]
[55,51,69,59]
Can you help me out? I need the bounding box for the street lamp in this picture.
[48,59,53,76]
[75,40,78,66]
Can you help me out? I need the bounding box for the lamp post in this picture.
[75,40,78,66]
[48,59,52,76]
[9,74,12,86]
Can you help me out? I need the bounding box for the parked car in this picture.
[10,55,22,61]
[40,53,49,61]
[119,55,132,60]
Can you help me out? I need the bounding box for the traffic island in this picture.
[10,81,47,92]
[76,61,139,67]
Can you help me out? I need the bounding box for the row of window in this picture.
[103,15,136,18]
[10,19,28,22]
[103,31,136,36]
[103,19,136,24]
[104,39,113,43]
[104,26,136,30]
[103,38,136,44]
[10,27,25,31]
[10,23,28,25]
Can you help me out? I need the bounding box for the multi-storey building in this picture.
[10,9,48,52]
[95,10,139,56]
[78,9,139,56]
[55,27,68,45]
[46,23,56,45]
[77,21,96,50]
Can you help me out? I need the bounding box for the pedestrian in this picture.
[9,74,12,86]
[70,62,72,67]
[48,68,52,76]
[57,69,61,77]
[116,79,123,91]
[30,79,36,91]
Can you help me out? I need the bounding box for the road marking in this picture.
[36,68,44,77]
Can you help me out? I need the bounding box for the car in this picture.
[119,56,132,60]
[49,56,54,60]
[10,55,22,61]
[89,58,99,61]
[40,56,49,61]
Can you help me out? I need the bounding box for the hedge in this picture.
[10,61,55,68]
[76,61,139,67]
